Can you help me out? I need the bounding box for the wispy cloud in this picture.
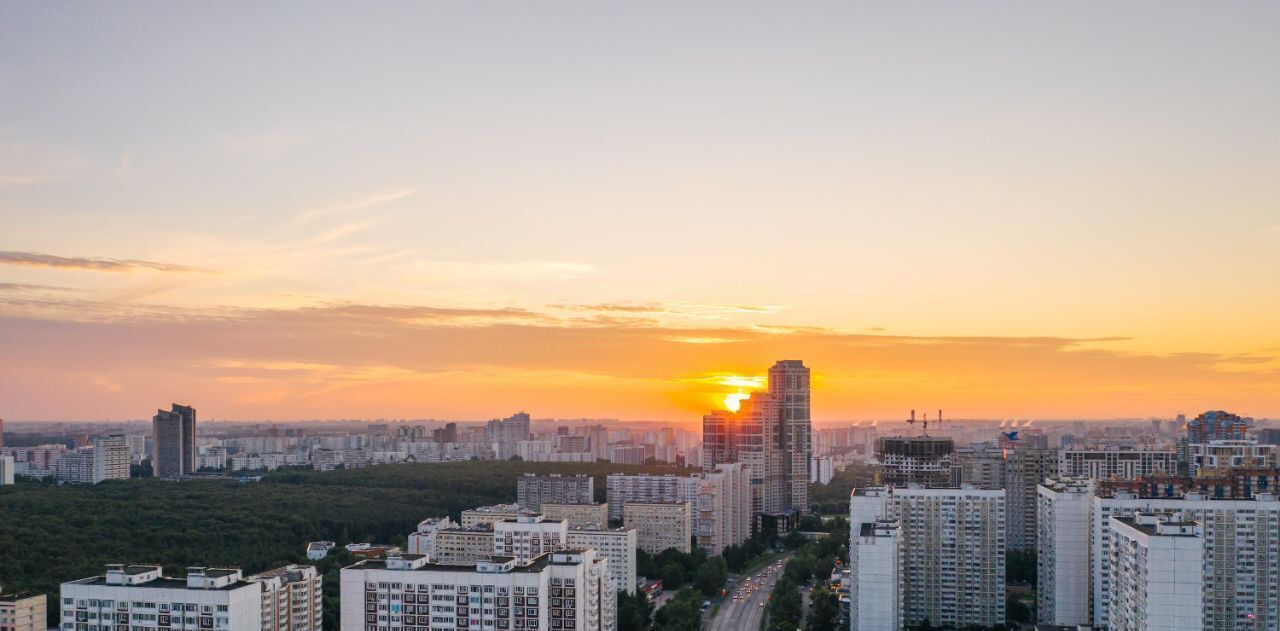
[0,282,73,292]
[291,189,416,227]
[0,173,61,185]
[0,251,211,273]
[302,220,381,246]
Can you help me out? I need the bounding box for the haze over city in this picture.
[3,2,1279,421]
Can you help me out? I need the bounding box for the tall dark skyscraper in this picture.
[702,360,812,518]
[152,403,196,478]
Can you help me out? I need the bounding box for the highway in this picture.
[705,555,792,631]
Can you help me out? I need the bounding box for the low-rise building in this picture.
[460,504,522,529]
[539,503,608,528]
[1,589,46,631]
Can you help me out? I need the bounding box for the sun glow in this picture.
[723,391,751,412]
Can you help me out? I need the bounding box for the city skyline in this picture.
[3,3,1280,421]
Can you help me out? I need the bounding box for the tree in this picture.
[616,590,653,631]
[1006,596,1032,623]
[653,588,703,631]
[694,556,728,597]
[805,586,839,631]
[660,561,686,590]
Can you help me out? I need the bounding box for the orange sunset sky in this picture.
[2,3,1279,422]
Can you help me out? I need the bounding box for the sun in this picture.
[723,391,750,413]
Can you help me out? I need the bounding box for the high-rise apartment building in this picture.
[1107,513,1203,631]
[689,463,752,555]
[700,360,811,520]
[515,474,593,512]
[0,455,16,486]
[848,486,1005,629]
[1091,491,1280,630]
[244,565,323,631]
[605,474,688,520]
[1036,477,1093,627]
[1187,410,1250,443]
[152,403,197,479]
[565,527,638,595]
[872,436,956,488]
[769,360,811,514]
[1,590,45,631]
[623,503,690,554]
[851,521,902,631]
[61,565,263,631]
[1004,447,1057,551]
[407,517,457,559]
[955,442,1005,489]
[339,551,615,631]
[54,435,129,484]
[485,412,531,461]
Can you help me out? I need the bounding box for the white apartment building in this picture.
[851,521,901,631]
[55,435,130,485]
[848,486,1005,629]
[565,528,637,596]
[339,552,615,631]
[244,565,323,631]
[0,455,14,485]
[1036,477,1093,627]
[538,504,607,529]
[1058,448,1177,480]
[622,503,690,554]
[604,475,688,521]
[1091,492,1280,630]
[1107,513,1203,631]
[493,516,568,563]
[809,456,834,485]
[408,518,458,559]
[461,505,523,529]
[689,464,751,555]
[61,565,263,631]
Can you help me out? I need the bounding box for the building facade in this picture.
[245,566,323,631]
[1058,448,1177,480]
[566,528,638,595]
[61,565,263,631]
[1036,477,1093,627]
[622,503,690,554]
[851,521,901,631]
[516,475,594,512]
[1,590,46,631]
[848,486,1005,629]
[153,404,197,479]
[1004,447,1057,551]
[339,552,615,631]
[539,504,608,529]
[1107,514,1203,631]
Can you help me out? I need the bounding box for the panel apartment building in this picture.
[339,552,615,631]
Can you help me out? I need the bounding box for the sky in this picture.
[2,3,1279,422]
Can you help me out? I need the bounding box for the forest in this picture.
[0,460,686,627]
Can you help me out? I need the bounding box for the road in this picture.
[705,554,793,631]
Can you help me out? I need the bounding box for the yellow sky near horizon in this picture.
[2,3,1279,421]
